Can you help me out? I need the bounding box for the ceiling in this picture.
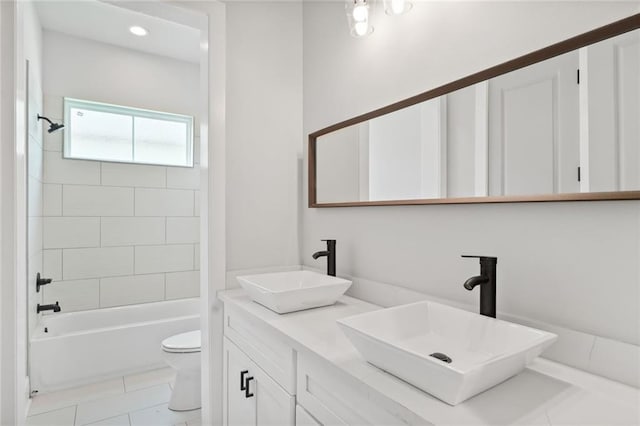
[35,1,201,64]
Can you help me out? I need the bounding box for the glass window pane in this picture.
[68,107,133,162]
[134,116,189,166]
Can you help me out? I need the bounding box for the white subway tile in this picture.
[100,274,165,308]
[166,166,199,190]
[63,185,134,216]
[135,245,193,274]
[101,217,165,247]
[166,217,199,244]
[166,271,199,300]
[42,279,99,312]
[588,337,640,388]
[44,217,100,249]
[43,184,62,216]
[135,188,193,217]
[102,162,166,188]
[194,191,200,217]
[63,247,133,280]
[44,151,100,185]
[43,249,62,281]
[194,244,200,270]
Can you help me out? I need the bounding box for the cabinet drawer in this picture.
[297,353,429,426]
[224,304,296,394]
[224,337,295,426]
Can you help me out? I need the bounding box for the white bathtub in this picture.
[30,298,200,393]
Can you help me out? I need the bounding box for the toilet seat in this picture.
[162,330,201,353]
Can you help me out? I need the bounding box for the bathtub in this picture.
[30,298,200,393]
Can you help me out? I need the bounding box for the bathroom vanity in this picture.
[219,289,639,425]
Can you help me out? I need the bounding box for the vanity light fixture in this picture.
[129,25,148,37]
[345,0,374,38]
[383,0,412,15]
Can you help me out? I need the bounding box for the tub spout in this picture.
[37,302,61,314]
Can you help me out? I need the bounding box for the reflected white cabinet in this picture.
[223,337,295,426]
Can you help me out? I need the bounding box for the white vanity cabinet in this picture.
[223,304,296,426]
[223,337,295,426]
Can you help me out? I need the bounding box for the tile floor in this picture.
[27,368,201,426]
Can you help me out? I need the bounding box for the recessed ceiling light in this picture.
[129,26,148,37]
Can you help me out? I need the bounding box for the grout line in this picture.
[127,413,131,426]
[73,405,78,426]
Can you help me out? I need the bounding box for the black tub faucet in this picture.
[312,239,336,276]
[462,255,497,318]
[37,302,61,314]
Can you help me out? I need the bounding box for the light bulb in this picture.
[390,0,405,14]
[352,3,368,22]
[354,21,369,36]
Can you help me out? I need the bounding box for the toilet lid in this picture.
[162,330,201,353]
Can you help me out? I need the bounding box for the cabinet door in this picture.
[224,337,256,426]
[224,337,295,426]
[296,405,321,426]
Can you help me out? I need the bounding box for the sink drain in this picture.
[429,352,452,363]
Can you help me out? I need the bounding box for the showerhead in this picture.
[37,114,64,134]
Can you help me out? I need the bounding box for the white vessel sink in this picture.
[237,270,352,314]
[337,301,557,405]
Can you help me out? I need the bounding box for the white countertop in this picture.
[219,290,640,425]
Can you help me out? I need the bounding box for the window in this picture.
[64,98,194,167]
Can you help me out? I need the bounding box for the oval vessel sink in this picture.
[337,301,557,405]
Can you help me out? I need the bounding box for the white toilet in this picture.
[161,330,201,411]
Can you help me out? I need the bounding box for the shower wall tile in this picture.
[43,184,62,216]
[101,217,165,247]
[43,217,100,249]
[135,188,193,217]
[44,151,100,185]
[166,166,200,190]
[166,217,199,244]
[63,247,134,280]
[102,162,166,188]
[100,274,165,308]
[63,185,134,216]
[43,279,100,313]
[135,244,193,274]
[166,271,200,300]
[43,249,63,281]
[42,122,201,311]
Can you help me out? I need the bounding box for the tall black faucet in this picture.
[462,255,497,318]
[312,239,336,276]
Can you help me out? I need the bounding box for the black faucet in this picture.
[37,302,61,314]
[462,255,497,318]
[312,239,336,276]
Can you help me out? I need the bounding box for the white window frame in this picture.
[63,97,194,167]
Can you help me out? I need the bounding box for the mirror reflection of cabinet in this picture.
[310,15,640,207]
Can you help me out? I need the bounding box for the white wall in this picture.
[41,31,200,312]
[226,2,302,274]
[303,0,639,354]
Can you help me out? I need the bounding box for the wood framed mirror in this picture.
[308,14,640,207]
